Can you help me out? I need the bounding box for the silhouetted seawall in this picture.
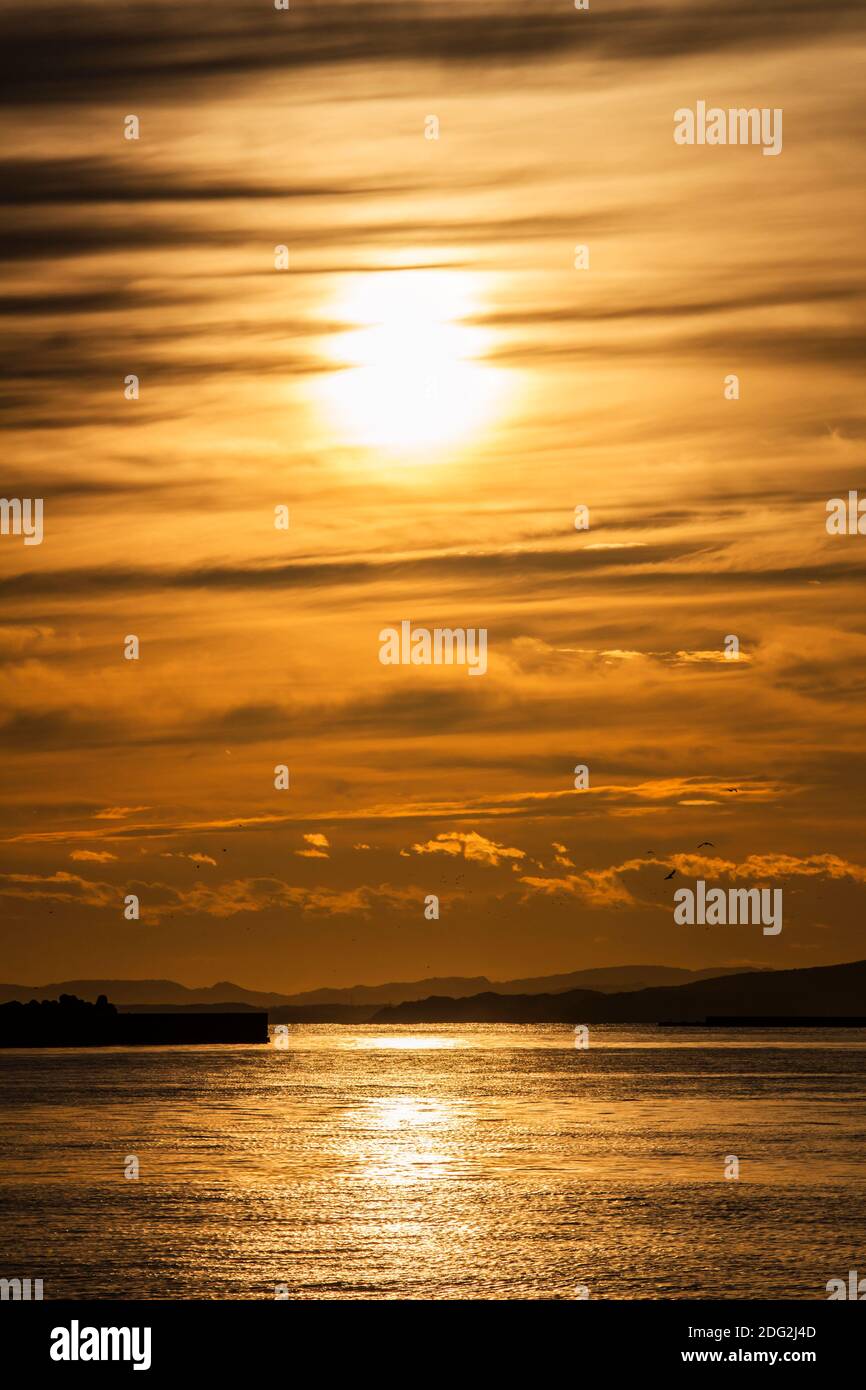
[114,1012,269,1045]
[0,996,269,1047]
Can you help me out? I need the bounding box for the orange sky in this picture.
[1,0,866,990]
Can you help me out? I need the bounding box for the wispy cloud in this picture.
[3,0,859,105]
[409,831,525,866]
[296,832,331,858]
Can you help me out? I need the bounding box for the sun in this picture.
[317,270,503,455]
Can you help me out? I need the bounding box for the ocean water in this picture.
[0,1024,864,1300]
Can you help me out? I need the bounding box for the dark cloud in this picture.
[1,0,861,104]
[0,687,491,754]
[0,709,126,752]
[0,156,532,206]
[475,285,866,329]
[0,287,188,316]
[3,543,866,611]
[0,221,241,263]
[489,321,866,368]
[0,206,620,267]
[0,542,704,600]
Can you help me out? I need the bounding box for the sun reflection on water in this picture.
[353,1035,462,1051]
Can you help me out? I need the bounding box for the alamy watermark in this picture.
[0,497,43,545]
[50,1321,152,1370]
[379,620,487,676]
[826,492,866,535]
[674,103,782,157]
[674,879,782,935]
[827,1269,866,1299]
[0,1276,43,1300]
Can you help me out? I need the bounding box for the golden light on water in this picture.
[360,1095,461,1186]
[354,1035,461,1050]
[318,270,504,454]
[372,1097,452,1128]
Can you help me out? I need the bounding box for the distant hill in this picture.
[3,962,860,1026]
[371,960,866,1025]
[272,964,761,1007]
[269,1003,384,1024]
[0,979,289,1009]
[279,976,492,1006]
[118,1001,266,1014]
[0,965,762,1012]
[487,965,762,997]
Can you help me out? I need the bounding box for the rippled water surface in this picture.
[1,1025,864,1299]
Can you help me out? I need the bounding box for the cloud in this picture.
[520,865,639,909]
[69,850,117,863]
[409,830,525,866]
[5,814,291,845]
[519,851,866,909]
[160,851,218,866]
[669,852,866,885]
[11,851,865,926]
[0,542,700,601]
[0,869,419,922]
[0,157,410,207]
[157,878,417,921]
[2,779,782,848]
[296,832,331,858]
[671,650,752,666]
[0,624,55,657]
[477,283,864,331]
[0,870,116,908]
[2,0,859,105]
[506,637,757,674]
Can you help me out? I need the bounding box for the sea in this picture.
[0,1024,864,1299]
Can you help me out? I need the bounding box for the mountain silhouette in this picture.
[369,959,866,1024]
[0,964,763,1011]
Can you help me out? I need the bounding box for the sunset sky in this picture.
[1,0,865,991]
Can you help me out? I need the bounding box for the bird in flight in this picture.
[725,788,739,793]
[697,841,715,848]
[664,867,677,880]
